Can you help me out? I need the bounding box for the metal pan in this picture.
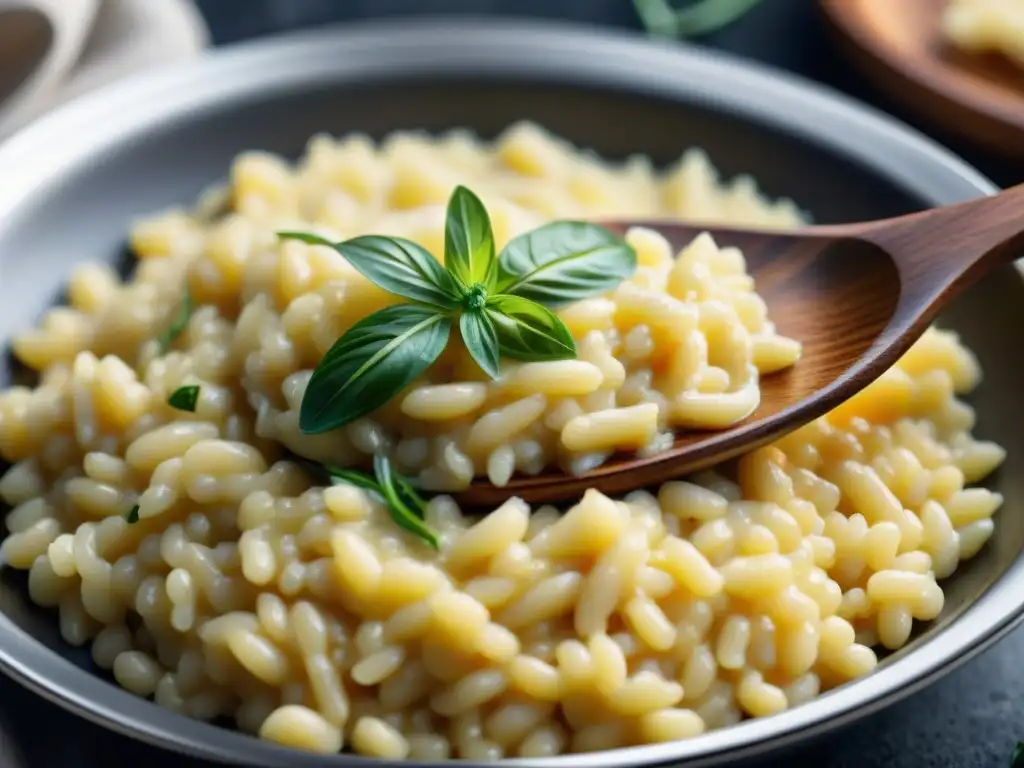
[0,18,1018,768]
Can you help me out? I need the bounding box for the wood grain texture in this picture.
[820,0,1024,157]
[458,183,1024,507]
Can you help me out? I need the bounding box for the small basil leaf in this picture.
[125,505,140,524]
[325,466,382,495]
[279,232,461,309]
[325,461,428,519]
[495,222,637,307]
[486,294,577,362]
[633,0,678,37]
[1012,742,1024,767]
[674,0,763,38]
[392,474,429,520]
[156,289,193,354]
[460,310,501,380]
[634,0,762,39]
[276,232,335,247]
[445,186,496,291]
[168,385,200,412]
[373,454,439,548]
[300,305,451,434]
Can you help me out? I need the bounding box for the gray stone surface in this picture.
[1,1,1020,766]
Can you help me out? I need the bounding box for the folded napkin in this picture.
[0,0,208,139]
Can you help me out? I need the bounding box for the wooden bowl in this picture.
[821,0,1024,157]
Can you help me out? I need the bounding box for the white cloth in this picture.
[0,0,208,139]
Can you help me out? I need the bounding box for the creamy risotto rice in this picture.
[0,123,1006,759]
[943,0,1024,67]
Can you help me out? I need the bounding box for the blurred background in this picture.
[189,0,1019,187]
[0,1,1021,767]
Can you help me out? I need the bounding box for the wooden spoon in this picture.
[458,183,1024,507]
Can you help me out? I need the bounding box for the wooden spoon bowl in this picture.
[458,183,1024,507]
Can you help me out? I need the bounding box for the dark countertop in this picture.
[1,1,1021,767]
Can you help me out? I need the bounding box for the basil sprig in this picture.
[324,456,439,549]
[280,185,636,435]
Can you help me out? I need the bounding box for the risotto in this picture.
[0,123,1006,760]
[943,0,1024,68]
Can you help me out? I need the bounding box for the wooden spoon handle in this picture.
[855,182,1024,308]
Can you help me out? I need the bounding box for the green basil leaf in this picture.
[674,0,763,37]
[460,310,501,380]
[326,461,428,519]
[373,454,439,548]
[156,289,193,354]
[125,505,140,524]
[633,0,678,37]
[486,294,577,362]
[445,186,496,291]
[277,232,336,247]
[168,385,200,412]
[1012,742,1024,767]
[279,232,461,309]
[495,222,637,307]
[325,466,382,495]
[300,305,451,434]
[392,474,429,520]
[634,0,763,39]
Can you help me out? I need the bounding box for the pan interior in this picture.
[0,54,1018,766]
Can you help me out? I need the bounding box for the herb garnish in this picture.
[168,385,200,412]
[634,0,763,38]
[324,456,439,549]
[280,185,636,435]
[156,288,194,354]
[1012,742,1024,767]
[125,505,140,524]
